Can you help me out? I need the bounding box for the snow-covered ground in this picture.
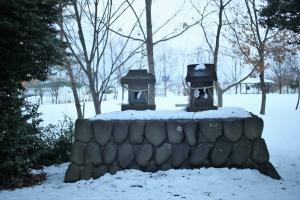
[1,94,300,200]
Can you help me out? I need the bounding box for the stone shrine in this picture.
[186,64,217,111]
[121,69,156,111]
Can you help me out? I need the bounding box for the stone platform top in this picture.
[90,107,252,121]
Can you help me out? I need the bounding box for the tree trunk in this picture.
[163,54,167,97]
[278,76,282,94]
[55,90,59,104]
[59,11,83,119]
[296,75,300,110]
[145,0,155,105]
[90,88,101,114]
[216,82,223,107]
[213,1,224,108]
[164,81,167,97]
[218,89,223,107]
[39,92,43,105]
[66,61,83,119]
[259,71,266,115]
[87,68,101,114]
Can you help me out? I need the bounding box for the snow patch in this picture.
[195,64,206,70]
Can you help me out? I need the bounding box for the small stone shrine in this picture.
[121,69,156,111]
[186,64,217,111]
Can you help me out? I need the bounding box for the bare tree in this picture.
[110,0,200,104]
[145,0,155,104]
[65,59,83,118]
[270,61,288,94]
[30,82,47,105]
[286,52,300,109]
[48,67,66,104]
[155,50,170,97]
[58,4,83,118]
[191,0,260,108]
[267,31,297,94]
[62,0,144,114]
[221,60,243,94]
[225,0,281,114]
[190,0,234,107]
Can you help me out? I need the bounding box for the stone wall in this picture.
[65,115,280,182]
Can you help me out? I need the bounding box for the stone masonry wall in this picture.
[65,115,280,182]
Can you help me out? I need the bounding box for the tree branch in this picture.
[125,0,147,41]
[154,20,200,45]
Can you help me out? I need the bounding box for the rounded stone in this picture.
[161,162,172,171]
[231,138,252,166]
[118,143,135,169]
[93,165,108,179]
[145,121,166,146]
[103,143,118,164]
[252,138,269,164]
[259,162,281,180]
[167,121,184,144]
[136,144,153,167]
[129,121,145,144]
[223,119,243,142]
[189,143,213,166]
[81,163,94,180]
[184,122,197,146]
[155,143,172,165]
[70,141,86,166]
[109,162,121,175]
[74,119,93,142]
[129,163,140,170]
[146,160,158,172]
[85,142,102,165]
[244,159,259,169]
[114,121,128,144]
[93,120,113,146]
[171,144,190,168]
[182,160,192,169]
[199,120,222,143]
[244,117,263,140]
[64,163,82,183]
[210,141,233,166]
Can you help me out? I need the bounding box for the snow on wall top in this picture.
[90,107,251,121]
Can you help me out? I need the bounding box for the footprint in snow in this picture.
[130,184,143,188]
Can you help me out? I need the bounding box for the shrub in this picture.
[0,95,44,187]
[37,115,75,166]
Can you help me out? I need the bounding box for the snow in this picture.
[195,64,206,70]
[1,94,300,200]
[241,77,275,84]
[1,163,299,200]
[90,107,251,120]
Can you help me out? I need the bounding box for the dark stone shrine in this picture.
[185,64,217,112]
[121,69,156,111]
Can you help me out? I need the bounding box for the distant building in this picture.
[238,77,275,94]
